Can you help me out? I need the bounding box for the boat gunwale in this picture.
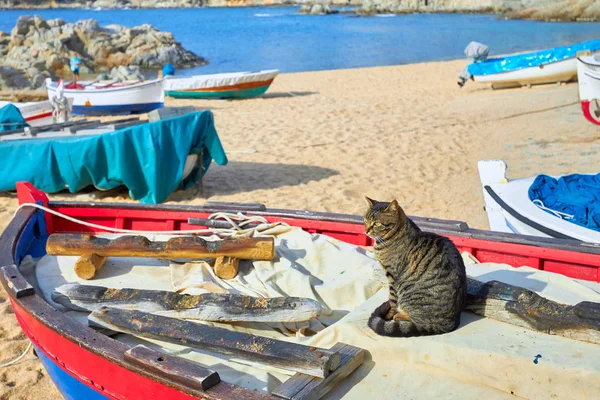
[46,79,164,94]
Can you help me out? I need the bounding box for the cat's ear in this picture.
[385,199,402,215]
[364,196,375,208]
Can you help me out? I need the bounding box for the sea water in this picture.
[1,7,600,76]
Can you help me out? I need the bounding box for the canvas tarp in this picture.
[163,70,279,91]
[33,227,600,399]
[0,103,28,132]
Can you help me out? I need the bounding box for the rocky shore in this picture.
[0,16,206,90]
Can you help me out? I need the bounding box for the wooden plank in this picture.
[272,343,364,400]
[466,277,600,344]
[124,345,221,391]
[148,106,197,122]
[1,264,35,298]
[203,201,267,211]
[46,234,275,261]
[89,307,341,378]
[52,283,322,322]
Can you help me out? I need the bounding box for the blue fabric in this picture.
[0,104,28,132]
[528,174,600,232]
[468,38,600,76]
[0,111,228,204]
[163,64,175,76]
[70,56,81,72]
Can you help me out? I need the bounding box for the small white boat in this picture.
[478,160,600,243]
[577,54,600,125]
[0,100,55,126]
[46,78,164,116]
[163,70,279,99]
[464,39,600,89]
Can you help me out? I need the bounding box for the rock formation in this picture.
[0,15,206,90]
[505,0,600,21]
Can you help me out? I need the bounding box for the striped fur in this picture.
[364,197,467,337]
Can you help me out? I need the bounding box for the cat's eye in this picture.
[374,222,383,227]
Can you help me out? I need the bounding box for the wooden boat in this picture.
[577,53,600,125]
[45,78,164,116]
[163,70,279,99]
[478,159,600,243]
[0,100,68,127]
[2,182,600,399]
[0,111,227,203]
[466,38,600,89]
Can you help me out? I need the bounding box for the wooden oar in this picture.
[52,283,323,323]
[466,277,600,344]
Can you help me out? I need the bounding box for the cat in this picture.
[364,197,467,337]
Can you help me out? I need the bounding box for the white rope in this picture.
[532,199,575,220]
[0,341,32,368]
[14,203,287,237]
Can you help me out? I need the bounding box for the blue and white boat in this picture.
[46,78,164,116]
[465,39,600,89]
[478,160,600,244]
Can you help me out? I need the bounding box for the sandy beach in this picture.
[1,59,599,398]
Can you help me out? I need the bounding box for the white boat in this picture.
[0,100,56,126]
[478,160,600,243]
[163,70,279,99]
[46,78,164,116]
[464,38,600,89]
[577,54,600,125]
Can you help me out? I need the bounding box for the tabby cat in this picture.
[364,197,467,337]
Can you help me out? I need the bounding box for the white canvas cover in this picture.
[163,70,279,91]
[32,227,600,399]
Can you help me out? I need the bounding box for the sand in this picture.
[1,59,599,398]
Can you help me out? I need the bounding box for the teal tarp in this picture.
[0,111,228,204]
[0,104,28,132]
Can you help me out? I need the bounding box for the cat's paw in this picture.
[384,308,396,320]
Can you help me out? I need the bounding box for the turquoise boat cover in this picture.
[467,38,600,76]
[0,104,28,132]
[0,111,228,204]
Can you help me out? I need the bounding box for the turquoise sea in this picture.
[1,7,600,76]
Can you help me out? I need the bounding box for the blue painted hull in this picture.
[72,102,164,116]
[35,345,109,400]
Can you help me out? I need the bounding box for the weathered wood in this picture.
[214,256,239,279]
[1,265,35,298]
[466,277,600,344]
[46,234,275,261]
[74,253,107,280]
[272,343,364,400]
[148,106,197,122]
[89,307,341,378]
[52,283,322,322]
[124,345,221,391]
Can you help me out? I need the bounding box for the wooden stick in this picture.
[466,277,600,344]
[52,283,322,323]
[74,253,107,280]
[272,343,364,400]
[214,256,239,279]
[89,307,341,378]
[46,234,275,261]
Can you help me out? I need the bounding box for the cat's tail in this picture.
[368,301,423,337]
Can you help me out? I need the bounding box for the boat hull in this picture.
[577,55,600,124]
[163,70,278,100]
[473,57,577,89]
[478,160,600,243]
[166,83,271,99]
[46,79,164,116]
[3,183,600,399]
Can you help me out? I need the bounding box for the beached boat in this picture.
[163,70,279,99]
[478,159,600,243]
[0,111,227,203]
[2,182,600,399]
[577,53,600,125]
[45,78,164,116]
[465,38,600,89]
[0,100,71,127]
